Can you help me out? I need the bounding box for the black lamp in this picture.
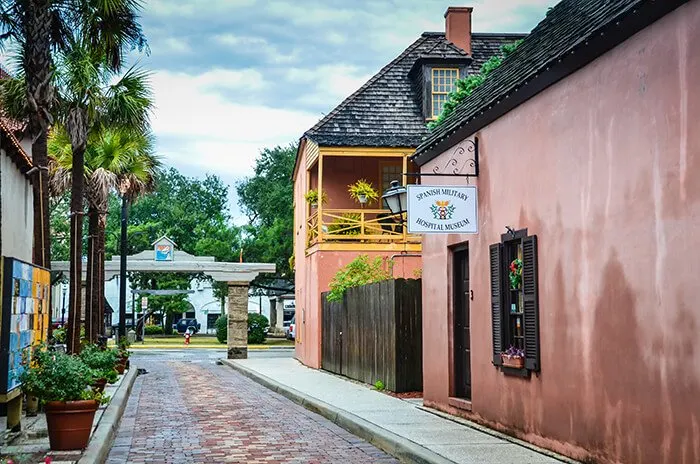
[381,180,407,216]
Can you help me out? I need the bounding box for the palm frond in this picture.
[102,65,152,132]
[0,73,28,119]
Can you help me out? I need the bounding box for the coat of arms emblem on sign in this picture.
[430,200,455,220]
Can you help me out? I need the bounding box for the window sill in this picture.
[448,397,472,411]
[500,366,530,378]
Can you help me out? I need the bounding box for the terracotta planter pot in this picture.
[501,355,525,369]
[45,400,99,451]
[92,378,107,393]
[115,357,127,374]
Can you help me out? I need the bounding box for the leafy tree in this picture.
[327,255,391,302]
[236,144,296,290]
[103,168,243,325]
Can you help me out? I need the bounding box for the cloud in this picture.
[150,69,318,179]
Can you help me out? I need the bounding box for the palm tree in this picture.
[0,0,148,270]
[54,40,151,352]
[49,127,159,342]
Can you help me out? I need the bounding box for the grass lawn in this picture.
[125,335,295,348]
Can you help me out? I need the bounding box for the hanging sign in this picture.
[407,185,478,234]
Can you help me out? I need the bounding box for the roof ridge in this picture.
[415,0,656,158]
[306,34,431,136]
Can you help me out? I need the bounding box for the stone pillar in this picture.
[227,282,249,359]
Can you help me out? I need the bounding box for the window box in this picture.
[501,354,524,369]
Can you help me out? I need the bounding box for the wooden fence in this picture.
[321,279,422,393]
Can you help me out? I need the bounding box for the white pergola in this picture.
[52,236,275,359]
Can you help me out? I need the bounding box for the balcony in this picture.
[307,208,420,246]
[300,146,421,252]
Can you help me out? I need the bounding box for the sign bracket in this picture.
[405,138,478,183]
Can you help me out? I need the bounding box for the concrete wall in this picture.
[0,146,33,262]
[419,3,700,463]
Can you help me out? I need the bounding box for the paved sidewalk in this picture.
[226,357,573,464]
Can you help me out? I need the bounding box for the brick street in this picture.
[106,350,398,464]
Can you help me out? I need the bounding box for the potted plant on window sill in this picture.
[19,347,107,451]
[304,189,327,208]
[501,346,525,369]
[348,179,379,206]
[509,258,523,290]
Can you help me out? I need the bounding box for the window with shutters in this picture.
[489,229,540,375]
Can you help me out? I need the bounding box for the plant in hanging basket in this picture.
[501,346,525,369]
[348,179,379,205]
[19,346,106,451]
[304,189,327,207]
[509,258,523,289]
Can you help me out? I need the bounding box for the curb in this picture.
[221,359,454,464]
[129,346,295,351]
[78,367,138,464]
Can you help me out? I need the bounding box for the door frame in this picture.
[449,243,473,408]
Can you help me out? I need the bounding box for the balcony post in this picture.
[317,153,324,243]
[402,154,408,187]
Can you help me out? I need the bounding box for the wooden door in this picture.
[453,248,471,400]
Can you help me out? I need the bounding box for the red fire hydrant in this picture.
[184,332,191,346]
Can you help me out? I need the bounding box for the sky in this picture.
[37,0,562,223]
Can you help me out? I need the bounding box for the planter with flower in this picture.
[348,179,379,206]
[509,258,522,290]
[304,189,328,208]
[19,347,107,450]
[79,344,118,393]
[501,346,525,369]
[115,337,131,374]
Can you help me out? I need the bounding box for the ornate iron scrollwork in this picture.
[405,137,478,182]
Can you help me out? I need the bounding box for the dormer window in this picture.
[431,68,459,119]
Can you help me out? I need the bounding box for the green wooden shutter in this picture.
[522,235,540,372]
[490,243,504,366]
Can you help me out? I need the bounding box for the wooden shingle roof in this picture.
[413,0,691,164]
[303,32,526,148]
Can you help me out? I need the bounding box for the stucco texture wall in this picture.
[1,147,33,262]
[420,3,700,463]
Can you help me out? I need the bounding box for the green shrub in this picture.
[144,325,164,335]
[215,315,227,344]
[53,327,66,344]
[374,380,385,391]
[19,347,100,403]
[80,345,119,383]
[247,313,269,345]
[327,255,390,302]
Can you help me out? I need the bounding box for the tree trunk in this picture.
[97,212,107,336]
[84,207,98,343]
[66,145,85,354]
[66,109,88,354]
[25,0,54,336]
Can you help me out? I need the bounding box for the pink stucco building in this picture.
[411,0,700,463]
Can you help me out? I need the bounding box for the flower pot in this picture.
[501,355,525,369]
[26,395,39,417]
[45,400,99,451]
[358,194,368,204]
[310,202,318,209]
[115,357,127,374]
[92,378,107,393]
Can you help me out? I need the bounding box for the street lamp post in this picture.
[118,196,129,340]
[61,286,67,325]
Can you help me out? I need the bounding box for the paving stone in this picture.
[107,352,398,463]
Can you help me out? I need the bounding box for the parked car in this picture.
[287,316,295,340]
[173,318,201,334]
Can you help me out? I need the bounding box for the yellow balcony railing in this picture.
[306,209,421,246]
